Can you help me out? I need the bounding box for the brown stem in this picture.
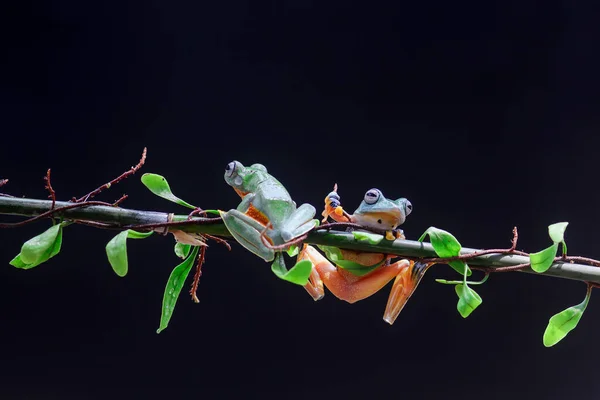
[44,169,56,210]
[190,245,206,303]
[75,147,147,202]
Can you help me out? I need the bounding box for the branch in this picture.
[1,196,599,284]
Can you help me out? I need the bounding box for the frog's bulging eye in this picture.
[405,200,413,216]
[364,189,380,205]
[225,161,236,177]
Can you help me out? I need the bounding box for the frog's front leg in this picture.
[220,209,275,262]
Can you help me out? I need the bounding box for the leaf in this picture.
[418,227,471,276]
[286,244,299,257]
[316,245,344,262]
[106,229,154,277]
[126,230,154,239]
[543,295,589,347]
[335,259,385,277]
[316,244,384,276]
[174,242,192,259]
[20,224,62,264]
[455,284,482,318]
[141,173,196,209]
[106,231,129,277]
[530,243,558,273]
[548,222,569,243]
[10,224,64,269]
[271,254,312,285]
[352,231,384,244]
[157,246,199,334]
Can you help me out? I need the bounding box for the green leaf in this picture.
[271,254,312,285]
[336,259,385,277]
[157,246,200,334]
[20,224,62,264]
[418,227,471,276]
[316,244,384,276]
[105,229,154,277]
[286,244,300,257]
[174,242,192,259]
[316,245,344,262]
[543,293,590,347]
[10,223,64,269]
[352,231,384,244]
[455,284,482,318]
[126,230,154,239]
[141,173,196,209]
[548,222,568,243]
[530,243,558,273]
[106,231,129,277]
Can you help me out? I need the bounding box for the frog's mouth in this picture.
[352,209,404,230]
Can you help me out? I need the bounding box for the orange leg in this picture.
[298,245,431,323]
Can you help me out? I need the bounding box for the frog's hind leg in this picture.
[383,261,432,325]
[220,209,275,262]
[298,245,412,304]
[280,203,317,242]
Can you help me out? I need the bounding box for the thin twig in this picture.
[44,169,56,209]
[0,201,117,228]
[190,245,206,303]
[75,147,147,202]
[113,194,128,207]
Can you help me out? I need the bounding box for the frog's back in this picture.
[255,179,296,225]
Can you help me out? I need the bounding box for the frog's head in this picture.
[224,160,269,197]
[352,188,412,231]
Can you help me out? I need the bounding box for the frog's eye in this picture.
[225,161,237,177]
[405,200,413,216]
[364,189,380,205]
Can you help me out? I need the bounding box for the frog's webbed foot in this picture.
[297,244,325,301]
[321,184,352,224]
[384,229,405,241]
[220,209,275,262]
[279,203,317,242]
[383,261,432,325]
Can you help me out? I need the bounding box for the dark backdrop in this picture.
[1,1,600,399]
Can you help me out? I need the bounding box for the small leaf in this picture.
[174,242,192,259]
[543,295,589,347]
[455,284,482,318]
[127,230,154,239]
[316,245,344,262]
[548,222,568,243]
[418,227,471,276]
[20,224,62,264]
[157,246,200,334]
[352,231,384,244]
[10,224,64,269]
[271,254,312,285]
[336,259,385,277]
[530,243,558,273]
[106,231,129,277]
[141,173,196,209]
[286,244,300,257]
[106,229,154,277]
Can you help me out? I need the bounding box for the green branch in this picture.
[1,196,599,284]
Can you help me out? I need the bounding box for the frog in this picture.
[321,184,412,240]
[219,160,318,262]
[299,185,431,324]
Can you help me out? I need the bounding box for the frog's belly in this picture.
[352,210,402,231]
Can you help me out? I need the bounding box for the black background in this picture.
[1,1,600,399]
